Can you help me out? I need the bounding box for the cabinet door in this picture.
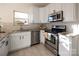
[39,7,49,23]
[9,34,20,51]
[39,8,44,23]
[44,6,49,23]
[72,36,79,56]
[59,42,70,56]
[61,3,76,22]
[9,32,31,52]
[33,7,40,23]
[77,37,79,55]
[48,3,62,14]
[55,3,62,12]
[48,4,55,14]
[20,32,31,47]
[59,34,71,56]
[40,30,45,44]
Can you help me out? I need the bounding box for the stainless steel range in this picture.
[45,25,66,56]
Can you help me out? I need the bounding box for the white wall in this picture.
[46,22,79,33]
[0,3,79,33]
[0,3,35,32]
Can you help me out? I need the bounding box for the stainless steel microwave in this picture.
[48,11,63,22]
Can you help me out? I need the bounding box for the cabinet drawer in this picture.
[45,39,57,49]
[59,43,70,56]
[45,43,57,55]
[59,35,71,44]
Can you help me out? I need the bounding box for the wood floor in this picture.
[8,44,55,56]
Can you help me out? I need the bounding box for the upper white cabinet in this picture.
[76,3,79,21]
[61,3,77,22]
[48,3,62,14]
[32,6,40,23]
[39,7,49,23]
[47,3,77,22]
[31,3,78,23]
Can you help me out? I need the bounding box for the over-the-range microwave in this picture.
[48,11,63,22]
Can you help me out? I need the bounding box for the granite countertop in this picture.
[13,29,41,33]
[0,29,44,41]
[0,31,13,41]
[58,32,79,37]
[0,33,8,41]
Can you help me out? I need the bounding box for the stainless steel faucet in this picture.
[20,25,23,31]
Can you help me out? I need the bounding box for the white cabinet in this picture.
[59,33,79,56]
[61,3,77,22]
[32,7,40,23]
[59,34,71,56]
[77,37,79,55]
[39,7,49,23]
[47,3,77,22]
[9,31,31,52]
[76,3,79,21]
[8,33,19,51]
[48,3,62,14]
[29,6,39,23]
[40,30,45,44]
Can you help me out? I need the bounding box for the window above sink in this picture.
[14,11,30,25]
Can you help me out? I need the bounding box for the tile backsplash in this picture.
[2,21,79,34]
[45,22,79,33]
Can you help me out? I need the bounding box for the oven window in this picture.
[51,35,56,44]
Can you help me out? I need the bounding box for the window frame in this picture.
[13,10,29,26]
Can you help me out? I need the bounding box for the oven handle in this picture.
[51,34,58,40]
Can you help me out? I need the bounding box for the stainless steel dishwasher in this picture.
[31,31,40,45]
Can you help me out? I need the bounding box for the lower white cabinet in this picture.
[40,30,45,44]
[59,33,79,56]
[8,31,31,52]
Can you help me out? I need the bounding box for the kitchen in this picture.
[0,3,79,56]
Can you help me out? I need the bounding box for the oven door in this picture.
[48,33,58,49]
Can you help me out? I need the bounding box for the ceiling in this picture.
[32,3,49,7]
